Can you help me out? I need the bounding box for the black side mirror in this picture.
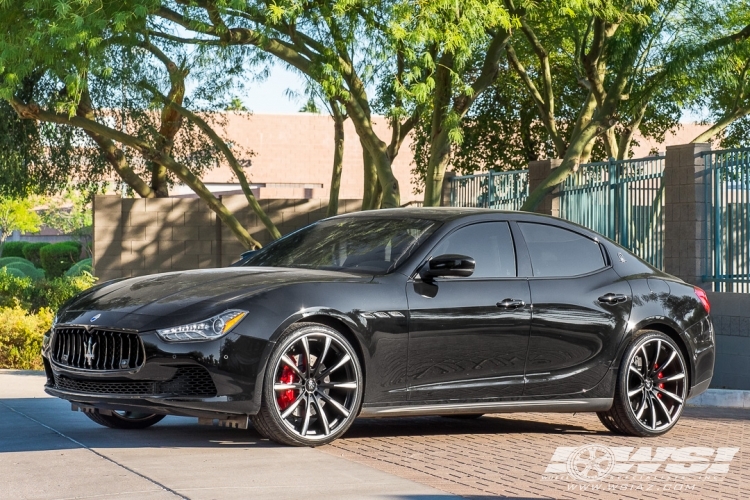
[422,254,475,279]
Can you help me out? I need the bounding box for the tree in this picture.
[500,0,750,212]
[689,3,750,145]
[0,1,281,248]
[0,197,41,252]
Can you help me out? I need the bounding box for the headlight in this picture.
[156,310,248,342]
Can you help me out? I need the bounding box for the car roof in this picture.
[331,207,517,222]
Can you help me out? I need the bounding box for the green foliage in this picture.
[4,260,45,281]
[65,258,93,277]
[2,267,25,279]
[39,189,92,237]
[0,302,54,370]
[22,242,50,267]
[1,241,27,258]
[39,242,82,278]
[0,267,96,312]
[0,197,41,246]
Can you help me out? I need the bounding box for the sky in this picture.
[240,63,309,114]
[239,62,708,123]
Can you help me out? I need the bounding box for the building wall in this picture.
[92,195,361,282]
[202,113,422,203]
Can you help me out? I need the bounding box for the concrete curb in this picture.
[688,389,750,409]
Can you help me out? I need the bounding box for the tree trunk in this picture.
[345,102,400,208]
[423,53,454,207]
[150,163,170,197]
[423,127,452,207]
[692,108,750,143]
[327,105,346,217]
[361,144,378,210]
[521,122,601,212]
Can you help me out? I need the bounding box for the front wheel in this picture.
[252,323,363,446]
[598,330,688,437]
[85,410,165,429]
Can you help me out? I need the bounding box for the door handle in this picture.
[497,298,526,309]
[598,293,628,304]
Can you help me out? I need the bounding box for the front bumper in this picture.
[43,328,274,419]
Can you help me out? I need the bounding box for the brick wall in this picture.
[93,196,361,281]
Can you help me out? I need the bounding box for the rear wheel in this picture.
[85,410,165,430]
[252,323,363,446]
[598,330,688,437]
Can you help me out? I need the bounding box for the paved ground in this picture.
[2,371,749,500]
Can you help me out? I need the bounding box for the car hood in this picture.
[58,267,372,331]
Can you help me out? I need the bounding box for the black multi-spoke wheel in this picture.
[598,330,688,437]
[85,410,165,429]
[252,323,363,446]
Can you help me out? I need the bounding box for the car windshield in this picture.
[243,217,438,274]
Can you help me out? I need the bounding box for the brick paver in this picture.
[320,407,750,499]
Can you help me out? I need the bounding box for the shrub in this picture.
[65,258,93,277]
[0,256,32,268]
[31,273,97,311]
[1,241,28,258]
[40,242,81,278]
[5,261,45,281]
[0,268,96,312]
[2,267,26,280]
[0,302,53,370]
[22,242,50,268]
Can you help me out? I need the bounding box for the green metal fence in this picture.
[703,148,750,293]
[449,170,528,210]
[559,156,665,268]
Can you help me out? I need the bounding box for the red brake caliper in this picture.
[277,364,298,410]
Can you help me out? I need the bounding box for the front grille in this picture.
[52,327,144,371]
[53,367,217,397]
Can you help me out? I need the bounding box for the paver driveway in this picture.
[2,371,748,499]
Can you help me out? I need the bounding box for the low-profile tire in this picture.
[602,330,688,437]
[441,414,484,419]
[596,410,624,434]
[252,322,363,447]
[85,410,165,430]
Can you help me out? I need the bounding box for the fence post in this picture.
[528,159,563,216]
[664,143,711,288]
[488,170,495,209]
[441,171,456,207]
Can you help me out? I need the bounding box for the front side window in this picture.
[519,222,606,277]
[244,217,437,274]
[429,222,516,278]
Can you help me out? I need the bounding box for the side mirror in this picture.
[422,254,475,279]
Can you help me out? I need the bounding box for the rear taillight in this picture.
[694,287,710,314]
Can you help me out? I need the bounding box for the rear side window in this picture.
[429,222,516,278]
[518,223,605,277]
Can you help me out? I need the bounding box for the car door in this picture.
[515,222,632,397]
[406,221,531,401]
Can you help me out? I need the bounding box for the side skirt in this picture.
[359,398,613,418]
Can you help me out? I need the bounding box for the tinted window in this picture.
[519,223,605,277]
[244,217,437,274]
[429,222,516,278]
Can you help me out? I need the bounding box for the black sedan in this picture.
[42,209,714,446]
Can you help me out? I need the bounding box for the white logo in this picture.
[566,445,616,482]
[90,313,101,322]
[84,337,97,368]
[545,445,740,481]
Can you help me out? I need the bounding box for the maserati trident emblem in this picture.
[90,313,101,323]
[84,337,97,368]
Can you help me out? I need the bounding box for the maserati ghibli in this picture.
[42,209,714,446]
